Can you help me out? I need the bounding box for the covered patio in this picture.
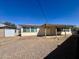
[40,24,65,37]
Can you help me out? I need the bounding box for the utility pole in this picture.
[36,0,48,38]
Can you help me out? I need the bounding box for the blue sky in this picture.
[0,0,79,25]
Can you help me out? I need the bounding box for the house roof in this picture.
[19,24,74,28]
[0,24,15,29]
[0,24,7,27]
[19,24,41,27]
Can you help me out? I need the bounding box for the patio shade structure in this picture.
[41,24,66,28]
[41,24,68,38]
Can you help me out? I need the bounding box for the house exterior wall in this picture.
[61,29,72,35]
[4,29,16,37]
[21,27,40,36]
[21,27,56,36]
[61,32,72,35]
[15,30,19,36]
[0,29,5,37]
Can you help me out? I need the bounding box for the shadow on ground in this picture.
[44,35,78,59]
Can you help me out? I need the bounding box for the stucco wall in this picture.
[0,29,5,37]
[4,29,16,37]
[21,28,40,36]
[61,32,72,35]
[21,27,56,36]
[15,30,19,36]
[61,29,72,35]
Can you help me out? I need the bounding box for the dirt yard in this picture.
[0,36,70,59]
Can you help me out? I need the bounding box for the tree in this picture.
[71,26,79,31]
[3,22,17,29]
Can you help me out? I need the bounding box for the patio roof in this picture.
[42,24,73,28]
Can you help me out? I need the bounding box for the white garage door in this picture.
[5,29,15,37]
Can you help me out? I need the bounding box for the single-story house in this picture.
[0,24,17,37]
[19,24,73,36]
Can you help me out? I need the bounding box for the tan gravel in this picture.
[0,35,70,59]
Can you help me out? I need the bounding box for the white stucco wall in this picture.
[21,27,73,36]
[15,30,19,36]
[61,32,72,35]
[21,27,57,36]
[61,29,72,35]
[21,28,40,36]
[5,29,16,37]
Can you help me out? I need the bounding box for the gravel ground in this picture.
[0,35,70,59]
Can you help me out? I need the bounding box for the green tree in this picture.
[71,26,79,31]
[3,22,17,29]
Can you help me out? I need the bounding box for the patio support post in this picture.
[45,28,47,38]
[55,28,58,39]
[64,26,66,37]
[65,29,66,37]
[44,24,47,38]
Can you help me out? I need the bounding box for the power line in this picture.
[36,0,48,37]
[36,0,48,24]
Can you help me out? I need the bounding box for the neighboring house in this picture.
[0,24,17,37]
[20,24,73,36]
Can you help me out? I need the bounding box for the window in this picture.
[23,27,30,32]
[23,27,37,32]
[31,27,37,32]
[23,28,26,32]
[26,27,30,32]
[34,27,37,32]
